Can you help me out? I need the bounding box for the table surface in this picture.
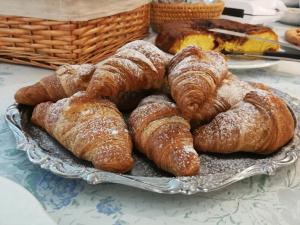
[1,23,300,225]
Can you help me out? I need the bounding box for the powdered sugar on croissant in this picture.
[15,64,96,105]
[129,95,200,176]
[193,90,294,154]
[168,46,228,120]
[31,91,134,173]
[193,73,270,123]
[87,40,169,99]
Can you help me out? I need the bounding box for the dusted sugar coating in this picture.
[156,19,279,54]
[192,73,271,123]
[118,40,170,75]
[87,40,170,100]
[31,92,134,173]
[168,46,228,120]
[193,90,295,155]
[129,95,200,176]
[15,64,96,105]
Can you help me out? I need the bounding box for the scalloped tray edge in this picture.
[5,88,300,195]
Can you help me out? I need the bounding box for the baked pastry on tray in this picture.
[14,40,295,177]
[86,40,170,100]
[15,64,96,106]
[155,19,279,54]
[193,90,295,155]
[129,95,200,176]
[168,46,228,120]
[14,40,170,112]
[31,92,134,173]
[191,72,271,123]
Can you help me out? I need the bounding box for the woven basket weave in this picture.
[151,1,224,32]
[0,4,150,69]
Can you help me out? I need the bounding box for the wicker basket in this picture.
[151,0,224,32]
[0,4,150,69]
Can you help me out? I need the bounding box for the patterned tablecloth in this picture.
[1,27,300,225]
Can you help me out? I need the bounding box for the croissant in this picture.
[87,40,169,100]
[192,73,271,123]
[193,90,295,154]
[168,46,228,120]
[118,40,170,75]
[31,92,134,173]
[129,95,200,176]
[15,64,96,105]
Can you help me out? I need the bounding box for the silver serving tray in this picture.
[5,88,300,195]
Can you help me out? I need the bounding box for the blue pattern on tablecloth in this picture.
[0,114,84,210]
[96,197,122,215]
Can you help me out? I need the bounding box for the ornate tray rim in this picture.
[5,88,300,195]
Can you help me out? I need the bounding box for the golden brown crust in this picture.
[168,46,228,120]
[155,19,278,54]
[192,19,273,35]
[31,92,134,173]
[189,73,272,129]
[285,28,300,46]
[129,95,200,176]
[193,90,295,155]
[118,40,170,75]
[15,82,52,106]
[40,74,67,101]
[86,40,169,100]
[15,64,96,106]
[31,102,51,128]
[195,73,264,121]
[156,23,198,54]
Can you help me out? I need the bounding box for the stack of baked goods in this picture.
[155,19,279,54]
[15,40,295,177]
